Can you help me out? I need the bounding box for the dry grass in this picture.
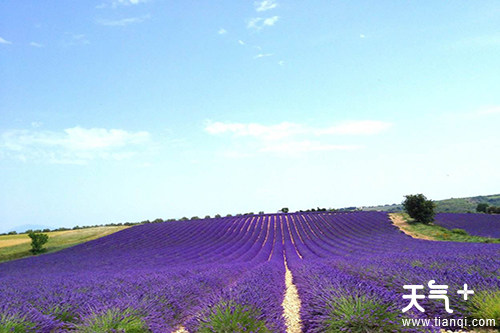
[389,213,435,240]
[282,259,302,333]
[0,226,130,262]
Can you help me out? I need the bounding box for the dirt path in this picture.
[389,213,435,241]
[282,257,302,333]
[172,326,188,333]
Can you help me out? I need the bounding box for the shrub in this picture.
[467,290,500,329]
[402,194,435,224]
[74,308,149,333]
[28,232,49,255]
[323,295,401,333]
[0,313,36,333]
[476,203,489,213]
[451,228,468,235]
[198,301,270,333]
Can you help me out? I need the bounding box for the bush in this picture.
[451,228,468,235]
[74,308,148,333]
[198,301,270,333]
[467,290,500,329]
[28,232,49,255]
[487,206,500,214]
[323,295,400,332]
[402,194,435,224]
[476,203,489,213]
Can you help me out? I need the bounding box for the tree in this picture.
[476,203,489,213]
[487,206,500,214]
[403,194,435,224]
[28,232,49,255]
[281,207,289,213]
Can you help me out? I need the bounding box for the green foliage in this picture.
[74,308,149,333]
[1,226,129,263]
[0,314,36,333]
[451,228,468,235]
[398,214,500,243]
[467,290,500,328]
[323,295,401,332]
[411,260,423,268]
[198,301,270,333]
[403,194,435,224]
[487,206,500,214]
[281,207,289,213]
[28,232,49,255]
[476,203,489,213]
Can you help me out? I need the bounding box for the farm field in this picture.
[0,212,499,332]
[0,226,130,263]
[434,213,500,239]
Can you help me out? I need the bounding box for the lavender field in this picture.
[0,211,499,332]
[434,213,500,238]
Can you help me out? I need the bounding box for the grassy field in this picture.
[0,226,130,263]
[364,193,500,213]
[395,213,500,243]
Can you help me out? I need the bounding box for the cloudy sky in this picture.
[1,1,499,232]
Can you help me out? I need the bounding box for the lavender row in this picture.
[434,213,500,238]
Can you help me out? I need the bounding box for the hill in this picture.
[0,226,129,263]
[361,193,500,213]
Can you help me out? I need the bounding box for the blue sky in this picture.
[1,0,499,232]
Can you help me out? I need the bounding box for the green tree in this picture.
[476,203,489,213]
[403,194,435,224]
[281,207,289,213]
[28,232,49,255]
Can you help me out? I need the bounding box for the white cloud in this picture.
[254,53,273,59]
[238,40,246,45]
[255,0,278,12]
[247,16,279,30]
[218,28,227,35]
[0,37,12,45]
[360,34,366,38]
[205,120,391,156]
[278,60,285,66]
[97,15,150,26]
[263,16,279,26]
[97,0,148,8]
[206,120,392,139]
[64,34,90,46]
[1,127,150,164]
[29,42,43,48]
[475,106,500,116]
[454,34,500,48]
[205,121,305,140]
[260,141,362,154]
[316,120,393,135]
